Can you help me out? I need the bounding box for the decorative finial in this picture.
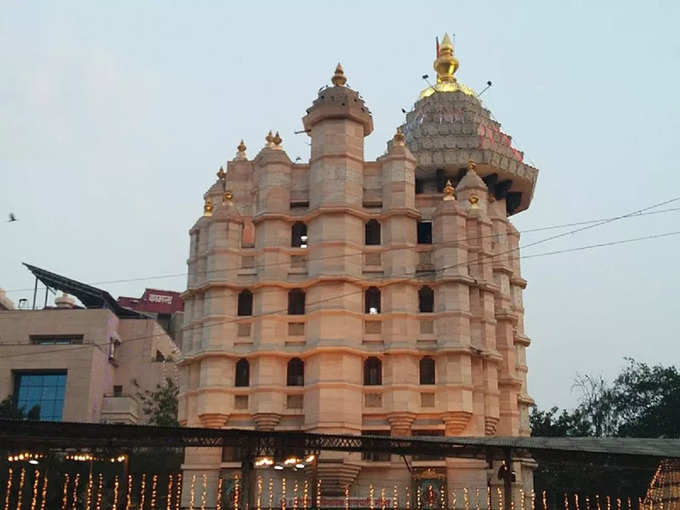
[223,190,233,205]
[235,140,247,160]
[468,195,480,209]
[273,131,283,148]
[203,199,213,217]
[467,159,477,172]
[443,180,455,201]
[216,166,226,180]
[331,63,347,87]
[393,128,405,147]
[265,131,274,148]
[434,32,459,84]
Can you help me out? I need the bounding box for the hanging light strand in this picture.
[95,473,104,510]
[150,474,158,510]
[3,467,13,510]
[113,475,120,510]
[29,469,40,510]
[71,473,80,510]
[16,467,26,510]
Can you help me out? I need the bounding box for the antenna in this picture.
[422,74,436,90]
[478,80,493,97]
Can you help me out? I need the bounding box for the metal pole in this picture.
[44,285,49,309]
[32,277,38,310]
[241,448,254,510]
[504,447,513,510]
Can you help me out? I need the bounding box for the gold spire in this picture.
[331,63,347,87]
[273,131,283,148]
[223,190,233,205]
[435,33,459,84]
[203,199,213,217]
[393,128,405,147]
[265,131,274,148]
[216,166,226,180]
[467,159,477,172]
[419,33,475,99]
[443,180,455,201]
[468,195,480,209]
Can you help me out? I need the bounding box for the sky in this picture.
[1,1,679,410]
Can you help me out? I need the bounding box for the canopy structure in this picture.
[23,263,146,318]
[1,419,677,467]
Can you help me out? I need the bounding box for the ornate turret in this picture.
[400,33,539,215]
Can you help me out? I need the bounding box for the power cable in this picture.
[3,204,679,295]
[1,227,678,360]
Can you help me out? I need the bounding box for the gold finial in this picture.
[265,131,274,148]
[223,190,233,205]
[331,63,347,87]
[203,199,213,216]
[236,140,247,160]
[216,166,226,180]
[434,33,459,84]
[468,195,480,209]
[393,128,405,147]
[443,180,455,201]
[273,131,283,148]
[467,159,477,172]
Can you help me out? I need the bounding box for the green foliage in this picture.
[137,377,179,427]
[0,396,25,419]
[530,358,680,498]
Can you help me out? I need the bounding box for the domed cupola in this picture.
[395,33,539,216]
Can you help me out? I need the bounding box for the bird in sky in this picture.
[8,213,17,222]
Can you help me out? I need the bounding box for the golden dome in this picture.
[419,33,476,99]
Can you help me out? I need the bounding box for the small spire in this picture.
[265,131,275,148]
[223,190,233,206]
[443,180,456,201]
[467,159,477,172]
[468,195,480,209]
[393,128,405,147]
[203,199,213,217]
[216,166,226,180]
[331,63,347,87]
[434,32,459,84]
[236,140,247,160]
[273,131,283,149]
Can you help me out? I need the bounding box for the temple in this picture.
[178,33,539,506]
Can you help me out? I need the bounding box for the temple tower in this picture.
[179,33,539,507]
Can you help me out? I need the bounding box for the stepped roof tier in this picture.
[394,33,539,215]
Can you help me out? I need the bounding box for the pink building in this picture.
[179,34,539,506]
[0,264,180,424]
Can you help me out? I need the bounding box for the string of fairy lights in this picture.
[1,468,669,510]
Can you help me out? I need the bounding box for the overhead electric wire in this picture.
[3,203,680,295]
[1,227,678,360]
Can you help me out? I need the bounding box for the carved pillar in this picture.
[387,412,417,436]
[252,412,282,431]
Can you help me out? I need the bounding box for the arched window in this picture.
[418,286,434,313]
[365,220,381,246]
[237,290,253,316]
[287,358,304,386]
[365,287,381,314]
[235,358,250,387]
[288,289,306,315]
[419,356,435,385]
[363,357,382,386]
[291,222,308,248]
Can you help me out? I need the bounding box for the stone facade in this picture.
[179,37,538,506]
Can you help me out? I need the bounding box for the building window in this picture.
[14,371,67,421]
[30,335,83,345]
[288,289,306,315]
[291,222,308,248]
[113,385,123,397]
[365,287,381,314]
[235,358,250,387]
[363,357,382,386]
[365,220,381,245]
[287,358,304,386]
[237,290,253,316]
[417,221,432,244]
[420,357,435,385]
[361,430,390,461]
[418,286,434,313]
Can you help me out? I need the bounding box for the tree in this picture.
[137,377,179,427]
[530,359,680,499]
